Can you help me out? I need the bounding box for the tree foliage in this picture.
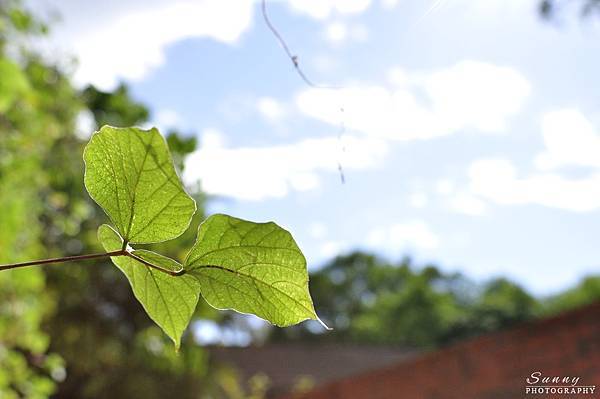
[0,3,271,397]
[271,252,597,349]
[0,3,78,396]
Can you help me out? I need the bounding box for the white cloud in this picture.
[31,0,379,91]
[320,240,349,258]
[310,54,340,74]
[409,192,428,208]
[184,130,387,200]
[449,0,533,17]
[33,0,254,90]
[387,67,410,86]
[422,61,530,133]
[468,159,600,212]
[367,220,439,251]
[435,179,455,195]
[460,109,600,213]
[432,178,487,216]
[154,109,182,131]
[289,0,372,19]
[200,128,226,148]
[296,60,531,141]
[535,109,600,170]
[351,24,369,42]
[449,192,487,216]
[31,0,382,91]
[380,0,400,9]
[257,97,286,121]
[325,22,348,43]
[324,21,368,45]
[308,222,328,239]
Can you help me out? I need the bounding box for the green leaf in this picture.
[98,224,200,348]
[84,126,195,244]
[185,214,323,327]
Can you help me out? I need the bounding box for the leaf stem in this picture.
[0,250,126,272]
[125,252,185,276]
[0,249,184,277]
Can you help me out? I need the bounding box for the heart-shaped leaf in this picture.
[185,214,323,327]
[98,224,200,348]
[84,126,195,244]
[0,123,326,350]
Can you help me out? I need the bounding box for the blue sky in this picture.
[32,0,600,295]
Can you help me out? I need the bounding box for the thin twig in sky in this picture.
[260,0,341,90]
[261,0,346,183]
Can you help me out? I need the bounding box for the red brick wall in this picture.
[287,302,600,399]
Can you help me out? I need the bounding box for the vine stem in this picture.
[0,250,183,276]
[0,250,126,271]
[125,252,184,276]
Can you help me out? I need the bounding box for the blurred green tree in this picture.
[0,2,76,396]
[542,276,600,315]
[0,2,227,397]
[270,252,551,349]
[438,278,538,345]
[82,84,149,128]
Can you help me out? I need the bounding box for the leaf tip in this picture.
[316,315,332,331]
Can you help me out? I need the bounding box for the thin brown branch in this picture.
[260,0,340,90]
[0,248,185,277]
[125,252,185,276]
[0,250,126,272]
[261,0,347,184]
